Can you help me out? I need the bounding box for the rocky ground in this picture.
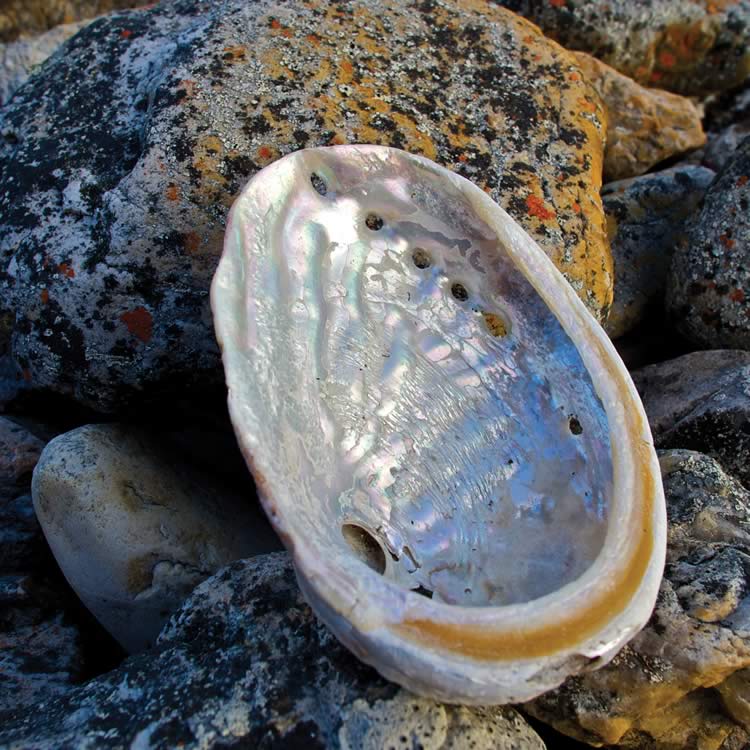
[1,0,750,748]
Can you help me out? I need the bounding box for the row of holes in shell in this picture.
[310,172,510,339]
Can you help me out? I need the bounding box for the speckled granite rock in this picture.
[603,165,715,338]
[524,450,750,750]
[494,0,750,96]
[632,350,750,489]
[32,423,281,653]
[573,52,705,181]
[0,553,546,749]
[0,0,152,42]
[0,0,612,411]
[0,21,89,107]
[667,136,750,350]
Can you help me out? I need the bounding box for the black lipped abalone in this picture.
[212,145,666,704]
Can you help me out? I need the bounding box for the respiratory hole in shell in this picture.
[481,311,510,338]
[365,213,384,231]
[412,247,432,269]
[451,282,469,302]
[569,416,583,435]
[341,524,386,574]
[310,172,327,196]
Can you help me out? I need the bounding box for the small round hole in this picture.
[365,213,384,231]
[412,584,433,599]
[482,311,509,337]
[451,282,469,302]
[569,416,583,435]
[310,172,327,196]
[342,524,386,574]
[412,247,432,269]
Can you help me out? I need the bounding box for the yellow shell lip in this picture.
[211,144,666,700]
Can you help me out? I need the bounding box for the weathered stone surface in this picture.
[0,0,612,411]
[573,52,705,181]
[603,165,715,338]
[667,136,750,350]
[494,0,750,96]
[704,122,750,173]
[0,21,89,107]
[0,553,546,749]
[632,350,750,489]
[525,450,750,750]
[32,423,282,653]
[0,0,152,42]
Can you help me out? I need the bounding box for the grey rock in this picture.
[632,350,750,489]
[667,136,750,350]
[0,21,89,107]
[603,165,715,339]
[493,0,750,96]
[32,423,282,653]
[704,122,750,173]
[0,552,546,749]
[525,450,750,750]
[0,0,613,412]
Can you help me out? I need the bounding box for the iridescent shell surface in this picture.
[211,145,666,704]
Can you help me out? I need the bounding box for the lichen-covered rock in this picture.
[494,0,750,96]
[0,0,151,42]
[0,553,546,749]
[603,165,715,338]
[0,21,89,107]
[667,136,750,350]
[573,52,705,181]
[524,450,750,750]
[0,0,612,411]
[632,350,750,489]
[32,423,282,653]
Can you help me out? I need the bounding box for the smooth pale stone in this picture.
[31,423,281,653]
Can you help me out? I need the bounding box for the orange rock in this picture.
[574,51,706,181]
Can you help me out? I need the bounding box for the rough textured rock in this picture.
[32,423,282,653]
[525,450,750,750]
[632,350,750,489]
[0,0,613,412]
[667,136,750,350]
[704,122,750,173]
[0,553,546,749]
[603,165,715,338]
[494,0,750,96]
[573,52,705,181]
[0,21,89,107]
[0,0,152,42]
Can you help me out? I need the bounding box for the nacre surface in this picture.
[212,145,666,704]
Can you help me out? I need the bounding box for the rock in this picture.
[603,165,715,338]
[0,0,152,42]
[0,21,89,107]
[704,121,750,173]
[573,52,706,181]
[667,136,750,350]
[0,0,613,412]
[493,0,750,96]
[31,423,282,653]
[0,553,546,749]
[632,350,750,489]
[525,450,750,750]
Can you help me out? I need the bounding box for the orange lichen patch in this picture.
[120,307,153,344]
[339,58,354,84]
[57,262,75,278]
[183,231,201,254]
[222,45,247,61]
[730,289,745,303]
[569,72,580,81]
[659,51,677,68]
[577,97,598,114]
[257,145,274,161]
[720,234,736,249]
[306,33,321,46]
[737,175,749,187]
[550,0,566,7]
[120,29,133,39]
[40,289,49,304]
[165,185,179,201]
[526,194,556,221]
